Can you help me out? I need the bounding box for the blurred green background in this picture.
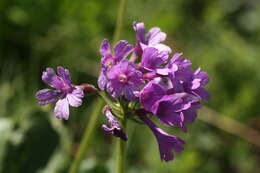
[1,0,260,172]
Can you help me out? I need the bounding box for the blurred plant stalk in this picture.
[113,0,128,172]
[69,0,128,172]
[68,99,104,173]
[199,107,260,148]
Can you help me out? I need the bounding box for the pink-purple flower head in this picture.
[36,66,84,120]
[141,47,169,73]
[140,79,203,132]
[133,22,171,57]
[106,59,144,101]
[100,39,133,71]
[101,105,128,141]
[98,39,134,90]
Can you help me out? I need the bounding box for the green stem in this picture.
[116,114,127,173]
[68,98,104,173]
[69,0,127,172]
[113,0,128,169]
[112,0,127,44]
[98,91,118,109]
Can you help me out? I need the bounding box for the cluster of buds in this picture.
[36,22,209,162]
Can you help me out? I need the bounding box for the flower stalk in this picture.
[68,98,104,173]
[115,118,127,173]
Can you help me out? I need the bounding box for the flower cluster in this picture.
[98,22,209,161]
[36,22,209,162]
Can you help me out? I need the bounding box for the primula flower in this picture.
[101,105,128,141]
[106,59,144,100]
[139,113,185,162]
[162,53,210,100]
[36,66,84,120]
[168,68,210,101]
[133,22,171,57]
[98,39,133,90]
[140,80,201,132]
[36,21,210,162]
[141,47,169,73]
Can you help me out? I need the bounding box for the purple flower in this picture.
[106,59,144,100]
[101,105,128,141]
[98,39,133,90]
[140,114,185,161]
[140,80,201,132]
[154,93,201,132]
[160,53,210,100]
[141,47,169,73]
[185,68,210,100]
[169,68,210,101]
[133,22,171,57]
[140,80,166,113]
[36,66,84,120]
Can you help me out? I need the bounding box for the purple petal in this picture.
[42,68,64,90]
[141,115,185,162]
[106,81,124,98]
[106,59,129,80]
[101,124,128,141]
[156,68,171,76]
[54,97,69,120]
[100,39,112,58]
[123,85,140,101]
[155,99,183,127]
[147,27,166,44]
[140,81,166,113]
[128,67,144,86]
[191,78,201,90]
[183,103,201,123]
[101,106,128,141]
[141,47,168,71]
[56,66,72,84]
[140,43,172,54]
[66,86,84,107]
[147,43,172,54]
[113,40,133,60]
[170,53,192,69]
[192,88,210,100]
[98,71,108,90]
[35,89,62,105]
[195,71,209,86]
[106,59,144,99]
[133,22,146,44]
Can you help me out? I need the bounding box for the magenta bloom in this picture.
[101,105,128,141]
[36,66,84,120]
[98,39,133,90]
[141,47,169,73]
[106,59,144,100]
[140,80,201,132]
[133,22,171,57]
[140,114,185,161]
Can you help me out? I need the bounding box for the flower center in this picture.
[105,60,114,68]
[118,74,128,83]
[60,83,73,93]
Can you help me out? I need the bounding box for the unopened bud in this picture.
[78,84,97,94]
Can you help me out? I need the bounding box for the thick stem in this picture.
[68,98,104,173]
